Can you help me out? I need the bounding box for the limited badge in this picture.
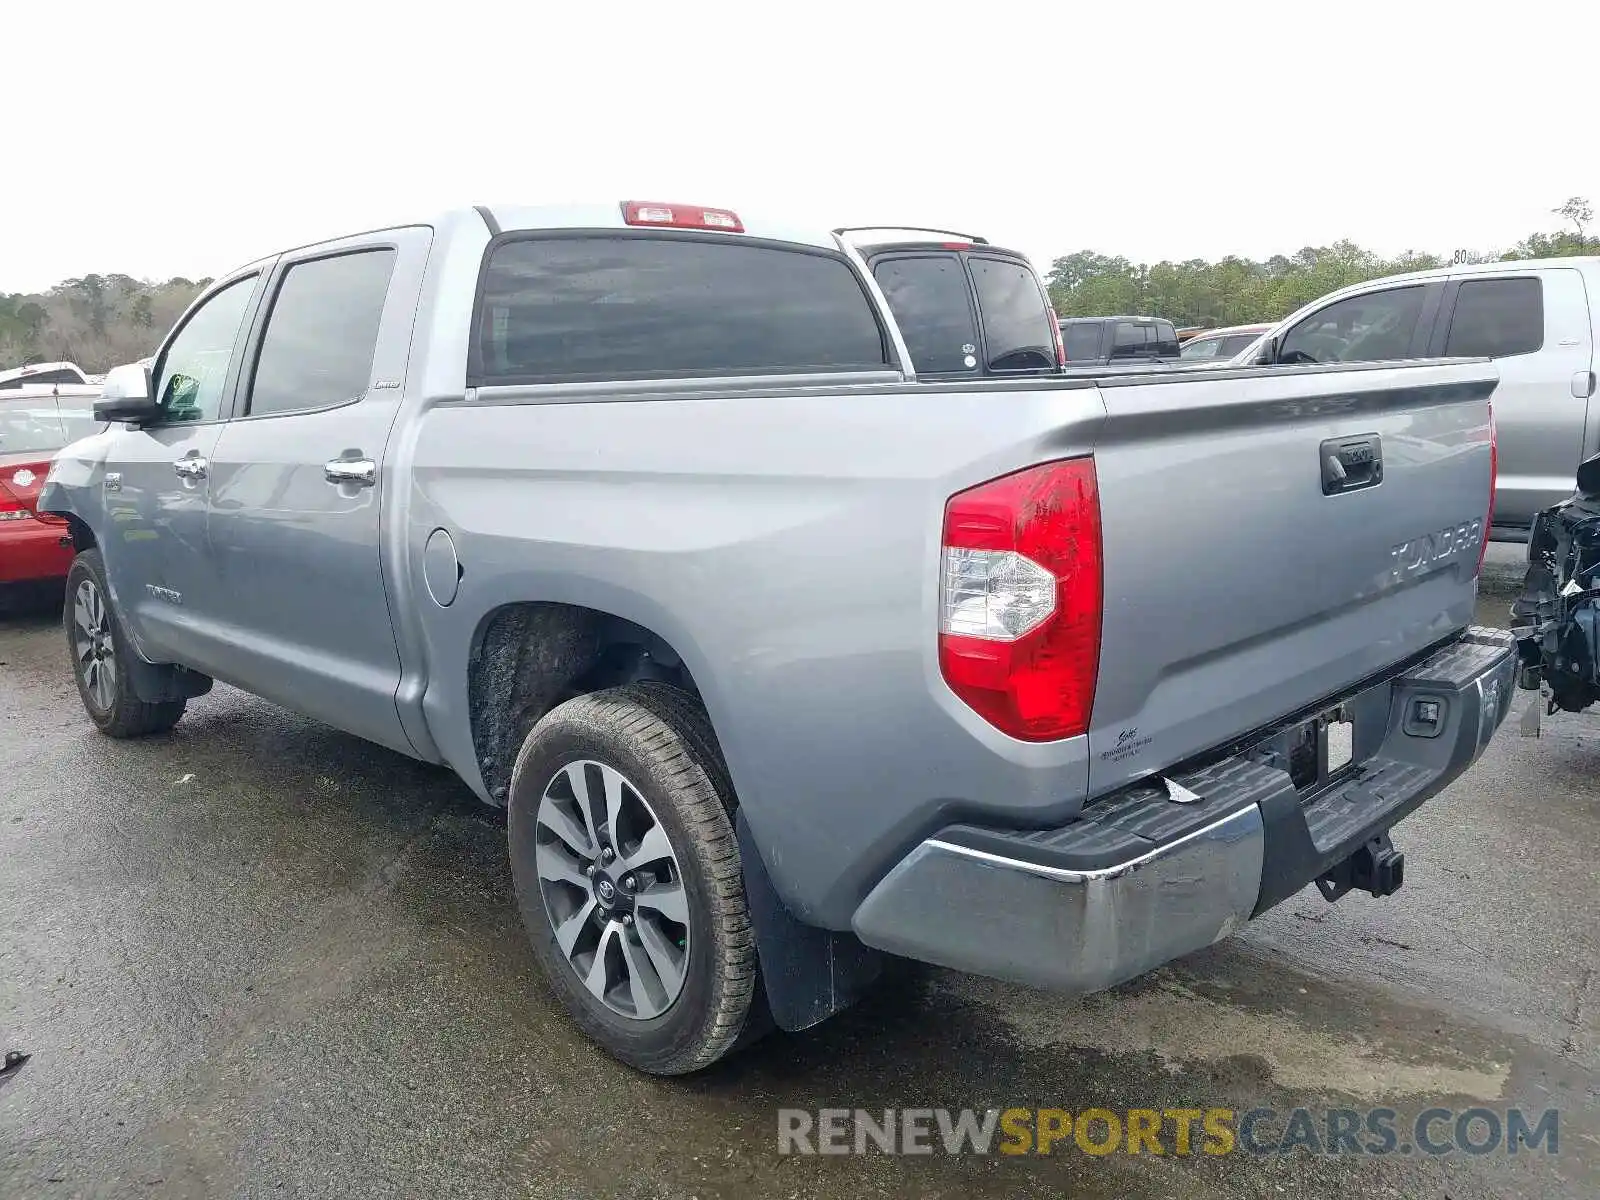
[961,343,976,354]
[12,468,35,488]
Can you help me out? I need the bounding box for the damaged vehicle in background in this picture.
[1511,451,1600,728]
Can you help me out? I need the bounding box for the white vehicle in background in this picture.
[1180,323,1273,361]
[1233,257,1600,540]
[0,362,94,391]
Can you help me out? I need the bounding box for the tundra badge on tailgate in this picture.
[1389,519,1483,583]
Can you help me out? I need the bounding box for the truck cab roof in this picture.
[838,228,1062,378]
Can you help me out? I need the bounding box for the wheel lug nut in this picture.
[585,864,597,877]
[622,875,635,891]
[601,848,615,865]
[621,914,633,927]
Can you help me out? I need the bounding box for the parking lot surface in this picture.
[2,588,1596,1199]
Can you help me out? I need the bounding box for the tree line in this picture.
[1047,197,1598,329]
[0,274,209,375]
[3,199,1597,373]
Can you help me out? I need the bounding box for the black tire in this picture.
[508,683,758,1075]
[64,550,186,738]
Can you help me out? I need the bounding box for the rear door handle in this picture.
[1572,370,1596,399]
[173,456,208,480]
[325,458,376,487]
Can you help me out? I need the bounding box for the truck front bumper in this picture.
[851,627,1517,993]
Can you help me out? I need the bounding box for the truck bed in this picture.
[405,357,1496,928]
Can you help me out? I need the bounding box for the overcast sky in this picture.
[4,0,1596,291]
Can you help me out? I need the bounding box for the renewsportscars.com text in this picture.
[777,1106,1560,1157]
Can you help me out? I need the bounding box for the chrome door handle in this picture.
[325,458,377,487]
[173,456,208,479]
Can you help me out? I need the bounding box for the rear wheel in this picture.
[507,683,758,1075]
[65,550,185,738]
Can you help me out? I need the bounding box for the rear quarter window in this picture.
[474,235,889,384]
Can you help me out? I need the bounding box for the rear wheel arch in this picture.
[465,601,717,805]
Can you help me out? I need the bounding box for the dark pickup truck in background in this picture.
[1060,315,1182,364]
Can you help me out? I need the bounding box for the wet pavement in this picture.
[1,589,1596,1199]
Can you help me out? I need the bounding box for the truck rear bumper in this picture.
[851,626,1516,993]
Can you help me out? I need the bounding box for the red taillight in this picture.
[939,458,1103,741]
[1048,310,1066,368]
[1477,398,1497,576]
[0,460,60,524]
[621,200,744,233]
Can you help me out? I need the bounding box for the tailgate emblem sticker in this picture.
[1163,777,1204,804]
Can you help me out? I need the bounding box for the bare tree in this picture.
[1554,197,1593,239]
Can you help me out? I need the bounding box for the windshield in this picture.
[0,394,101,457]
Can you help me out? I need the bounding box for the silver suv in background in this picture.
[1240,257,1600,539]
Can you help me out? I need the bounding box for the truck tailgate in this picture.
[1086,361,1497,796]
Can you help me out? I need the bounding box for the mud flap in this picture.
[735,812,885,1032]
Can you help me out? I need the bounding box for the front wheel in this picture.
[507,683,758,1075]
[65,550,186,738]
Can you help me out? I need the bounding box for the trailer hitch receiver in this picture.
[1315,831,1405,901]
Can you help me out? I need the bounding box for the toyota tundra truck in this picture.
[40,201,1514,1075]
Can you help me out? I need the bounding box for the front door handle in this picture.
[173,456,208,480]
[325,458,377,487]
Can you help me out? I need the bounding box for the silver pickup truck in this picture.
[40,201,1515,1075]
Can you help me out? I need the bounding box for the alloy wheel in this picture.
[533,759,691,1020]
[72,578,117,710]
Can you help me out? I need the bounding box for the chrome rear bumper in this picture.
[851,627,1516,993]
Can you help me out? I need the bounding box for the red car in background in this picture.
[1,387,102,597]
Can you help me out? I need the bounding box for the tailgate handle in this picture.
[1321,434,1382,496]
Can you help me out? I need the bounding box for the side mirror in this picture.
[1577,452,1600,498]
[1253,336,1279,366]
[94,362,160,424]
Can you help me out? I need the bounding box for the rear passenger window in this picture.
[1063,323,1102,361]
[1110,321,1162,360]
[247,249,396,418]
[872,255,979,375]
[1445,278,1544,358]
[968,257,1055,371]
[475,236,887,383]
